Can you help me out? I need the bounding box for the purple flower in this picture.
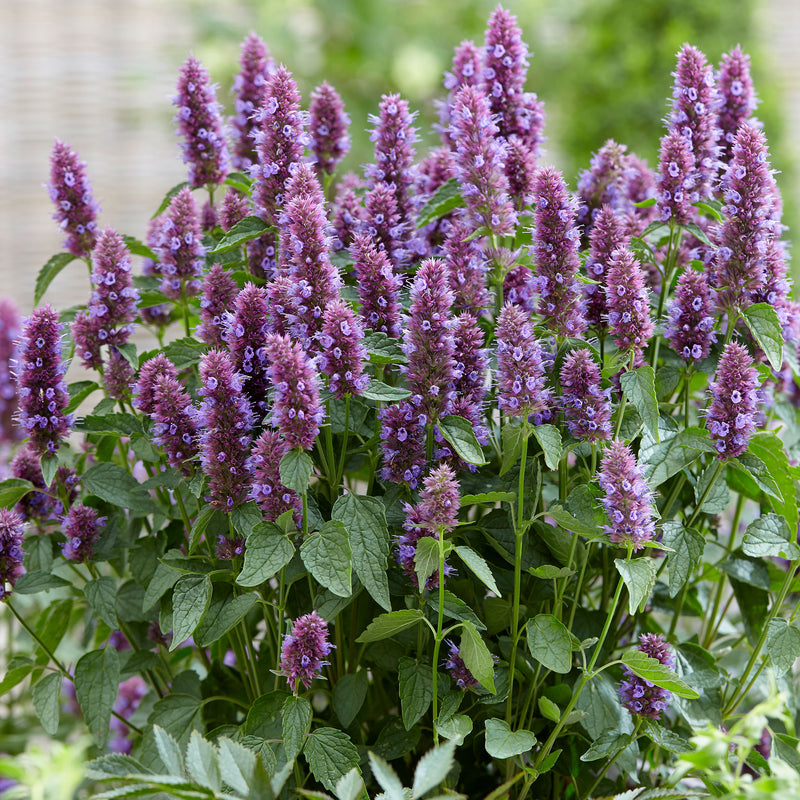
[452,312,488,406]
[584,205,629,330]
[46,140,100,258]
[361,181,408,272]
[219,187,251,232]
[664,269,718,362]
[437,40,483,147]
[443,214,490,316]
[265,275,294,336]
[531,167,587,337]
[717,46,758,165]
[495,302,550,423]
[351,233,403,338]
[265,333,324,451]
[619,633,674,719]
[61,503,106,562]
[247,233,279,281]
[576,140,632,235]
[605,247,654,356]
[379,401,428,489]
[331,173,366,252]
[230,33,274,172]
[248,429,302,525]
[215,536,246,560]
[201,201,217,232]
[15,305,72,456]
[197,350,255,511]
[560,349,612,442]
[103,347,135,401]
[414,147,457,257]
[317,300,368,398]
[656,129,696,225]
[598,441,656,551]
[109,676,147,754]
[309,82,350,175]
[504,136,537,210]
[706,341,760,460]
[152,374,198,475]
[197,264,238,349]
[133,354,178,416]
[0,509,24,600]
[11,446,54,522]
[443,640,479,689]
[173,55,230,188]
[0,298,21,443]
[279,610,333,692]
[751,240,792,339]
[503,262,536,313]
[449,85,516,238]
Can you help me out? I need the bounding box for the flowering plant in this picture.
[3,8,800,800]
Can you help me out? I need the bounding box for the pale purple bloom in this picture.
[620,634,674,719]
[197,264,238,349]
[133,354,178,416]
[103,347,135,402]
[503,262,536,313]
[0,509,24,600]
[443,214,490,316]
[248,429,301,525]
[317,300,368,398]
[330,173,366,252]
[505,136,537,210]
[576,140,632,234]
[379,401,427,489]
[219,187,251,232]
[656,129,696,225]
[61,503,106,562]
[437,40,483,147]
[361,181,408,272]
[309,81,350,175]
[584,205,629,330]
[560,349,612,442]
[605,247,654,356]
[351,233,403,338]
[280,611,333,692]
[152,374,199,475]
[717,46,758,165]
[664,269,718,362]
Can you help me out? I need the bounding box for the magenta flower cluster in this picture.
[605,247,654,357]
[308,82,350,175]
[279,610,333,692]
[351,234,403,338]
[61,503,106,562]
[559,349,612,443]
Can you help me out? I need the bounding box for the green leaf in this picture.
[170,574,212,651]
[453,545,501,596]
[152,181,190,218]
[580,731,631,762]
[303,728,360,793]
[121,234,157,260]
[361,380,412,402]
[640,428,711,487]
[529,565,575,580]
[31,672,61,735]
[211,215,270,253]
[501,423,529,476]
[643,721,694,754]
[620,366,659,441]
[335,768,366,800]
[188,506,218,556]
[14,571,70,594]
[545,503,599,537]
[398,657,432,730]
[301,521,352,598]
[230,501,263,540]
[615,557,658,614]
[143,561,181,611]
[147,694,202,747]
[162,337,207,371]
[621,649,700,699]
[153,725,184,774]
[684,221,714,246]
[333,670,368,728]
[332,494,391,611]
[279,449,314,493]
[282,695,312,761]
[532,424,562,471]
[236,522,294,587]
[356,609,424,643]
[732,452,783,501]
[750,431,799,535]
[362,331,407,365]
[85,577,119,628]
[74,647,120,747]
[460,620,495,693]
[35,253,77,304]
[766,619,800,677]
[693,200,724,222]
[414,536,440,590]
[194,587,258,648]
[368,752,405,800]
[662,521,704,598]
[538,696,561,723]
[411,740,456,798]
[743,303,783,371]
[438,415,487,466]
[429,590,486,631]
[0,478,35,509]
[526,614,573,674]
[484,718,537,759]
[82,463,156,516]
[0,661,33,696]
[416,178,463,227]
[217,738,256,795]
[694,462,730,514]
[186,730,221,791]
[437,714,472,744]
[40,453,58,487]
[461,491,515,506]
[743,513,800,560]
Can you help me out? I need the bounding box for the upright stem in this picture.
[431,526,447,744]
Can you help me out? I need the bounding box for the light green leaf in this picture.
[500,423,529,476]
[743,513,800,560]
[301,520,352,598]
[356,609,424,643]
[335,768,366,800]
[532,424,562,471]
[538,696,561,723]
[303,728,360,793]
[74,647,120,748]
[188,506,218,556]
[398,657,432,731]
[615,557,658,614]
[438,415,487,466]
[279,449,314,493]
[211,215,270,253]
[620,366,659,441]
[85,577,118,628]
[40,454,58,487]
[750,431,799,535]
[580,731,631,762]
[170,574,212,650]
[459,620,495,693]
[186,730,221,791]
[766,619,800,677]
[282,695,312,761]
[743,302,783,371]
[643,721,694,754]
[526,614,573,674]
[460,491,515,506]
[621,649,700,699]
[662,521,704,598]
[734,452,784,501]
[35,253,77,304]
[143,561,181,611]
[416,178,463,228]
[414,536,440,591]
[153,725,184,775]
[361,380,412,402]
[545,503,599,537]
[236,521,294,587]
[217,738,256,795]
[695,462,730,514]
[0,478,35,509]
[484,718,537,759]
[411,741,456,799]
[31,672,61,735]
[368,752,405,800]
[437,714,472,744]
[82,462,156,516]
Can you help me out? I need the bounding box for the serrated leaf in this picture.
[186,730,221,791]
[162,337,207,371]
[416,178,463,228]
[438,415,487,466]
[282,695,312,761]
[357,609,424,643]
[411,740,456,799]
[31,672,61,735]
[581,731,631,762]
[301,520,352,598]
[732,452,783,501]
[399,657,432,731]
[193,586,258,648]
[153,725,184,775]
[694,461,730,514]
[0,478,35,509]
[368,752,404,800]
[236,521,294,587]
[361,380,412,402]
[85,577,119,628]
[743,512,800,560]
[529,564,575,579]
[766,619,800,677]
[147,694,202,747]
[620,366,659,441]
[334,768,365,800]
[621,649,699,699]
[743,302,783,371]
[188,505,218,556]
[333,671,368,728]
[532,424,561,471]
[644,721,694,754]
[230,501,263,540]
[35,253,77,304]
[170,574,212,650]
[75,647,120,748]
[662,521,704,598]
[484,718,536,759]
[217,738,255,794]
[304,728,360,793]
[429,590,486,630]
[414,536,440,591]
[279,449,314,494]
[362,331,407,365]
[211,215,270,253]
[545,503,598,537]
[500,423,529,476]
[121,233,157,260]
[460,620,495,693]
[749,431,799,535]
[615,557,658,614]
[453,546,501,595]
[639,428,710,487]
[526,614,573,674]
[82,462,156,516]
[461,491,515,506]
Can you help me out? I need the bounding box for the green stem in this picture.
[649,222,680,368]
[431,526,447,745]
[335,395,351,492]
[274,568,287,690]
[687,460,724,528]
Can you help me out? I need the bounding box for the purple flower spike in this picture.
[717,46,758,165]
[664,269,718,362]
[173,55,230,188]
[231,33,274,172]
[437,40,483,146]
[605,247,654,356]
[280,611,333,692]
[656,129,696,225]
[309,82,350,175]
[265,333,324,451]
[103,347,135,401]
[495,302,550,423]
[598,440,656,551]
[379,401,428,489]
[109,676,147,754]
[197,264,238,349]
[219,188,251,232]
[362,181,407,272]
[16,305,72,456]
[61,503,106,562]
[668,44,722,201]
[317,300,368,398]
[560,349,612,443]
[531,167,587,337]
[47,140,100,258]
[0,298,22,443]
[452,313,489,406]
[0,509,24,600]
[576,140,631,234]
[503,262,536,313]
[584,205,629,330]
[133,354,178,416]
[331,173,366,252]
[402,259,457,426]
[443,215,490,316]
[351,233,403,338]
[449,85,517,238]
[443,640,479,689]
[11,446,55,523]
[248,429,302,525]
[197,350,255,511]
[152,374,199,475]
[706,341,760,460]
[620,633,674,719]
[505,136,537,210]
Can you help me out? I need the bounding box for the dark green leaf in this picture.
[526,614,573,674]
[580,731,631,762]
[460,620,495,692]
[14,572,71,594]
[148,694,203,747]
[82,463,157,516]
[120,234,156,260]
[282,695,312,761]
[684,221,713,246]
[743,513,800,560]
[694,462,730,514]
[35,253,77,304]
[416,178,463,227]
[620,366,659,441]
[362,331,407,365]
[230,501,263,541]
[236,522,294,587]
[32,672,61,735]
[500,423,529,476]
[303,728,360,793]
[621,649,699,699]
[576,672,632,739]
[428,590,486,630]
[454,545,501,596]
[188,506,218,556]
[398,657,432,730]
[615,557,658,613]
[0,478,35,509]
[211,215,270,253]
[143,561,181,611]
[194,586,258,648]
[162,336,207,371]
[438,415,487,466]
[85,577,119,628]
[460,491,515,506]
[743,303,783,371]
[278,449,314,493]
[333,670,368,728]
[545,503,599,537]
[532,424,562,471]
[75,647,120,747]
[484,718,536,759]
[414,536,440,591]
[356,609,424,643]
[301,520,352,598]
[662,521,704,598]
[66,380,100,413]
[644,721,694,754]
[40,454,57,487]
[730,452,783,501]
[750,431,799,535]
[361,380,411,402]
[170,575,212,651]
[766,619,800,677]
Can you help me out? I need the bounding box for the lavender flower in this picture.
[379,401,428,489]
[215,536,246,561]
[152,374,199,475]
[598,441,656,550]
[664,269,718,362]
[265,333,324,451]
[133,354,178,416]
[265,275,294,336]
[330,173,366,252]
[576,140,632,235]
[449,85,516,237]
[0,509,24,600]
[706,341,760,460]
[503,263,536,313]
[317,300,368,398]
[437,40,483,147]
[15,305,72,456]
[560,349,612,442]
[362,181,407,272]
[584,205,629,330]
[495,302,550,423]
[452,312,488,406]
[11,446,53,522]
[61,503,105,562]
[605,247,654,357]
[201,201,217,232]
[620,634,675,719]
[443,640,479,689]
[104,347,135,401]
[505,136,537,210]
[717,46,758,165]
[0,298,21,443]
[230,33,274,172]
[309,82,350,175]
[248,429,302,524]
[351,233,403,338]
[173,55,230,188]
[219,187,250,232]
[247,233,278,281]
[197,350,255,510]
[109,677,147,754]
[531,167,587,337]
[279,611,333,692]
[656,129,697,225]
[443,214,490,315]
[46,140,100,258]
[196,264,238,349]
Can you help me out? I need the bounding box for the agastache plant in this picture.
[308,82,350,176]
[351,233,403,337]
[0,509,24,600]
[717,45,758,164]
[619,634,675,719]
